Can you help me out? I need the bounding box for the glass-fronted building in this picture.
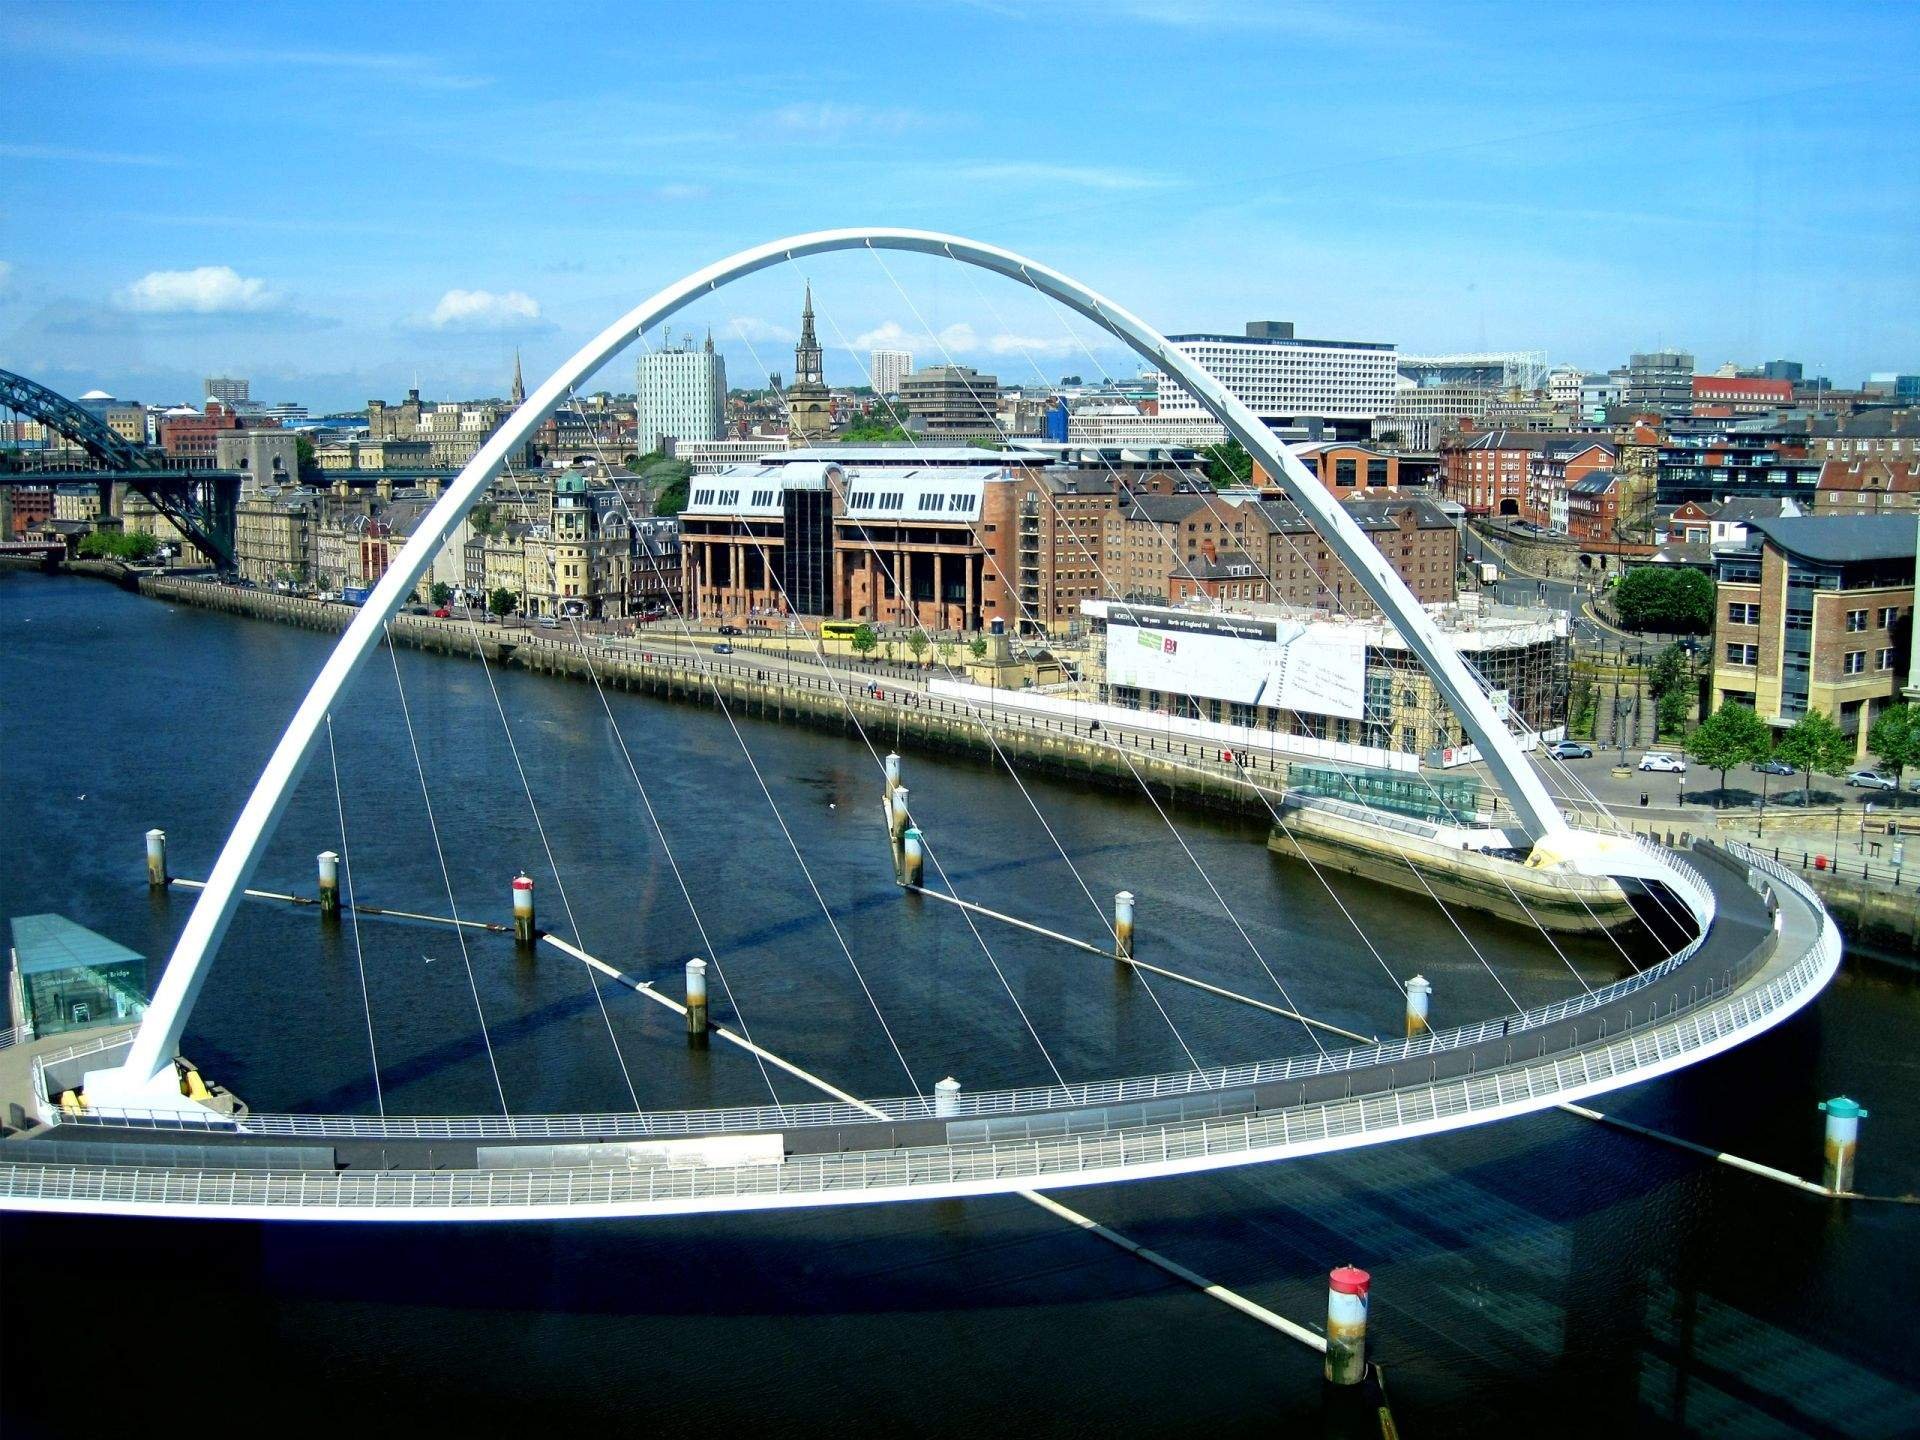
[9,914,148,1039]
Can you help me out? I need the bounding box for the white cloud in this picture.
[0,142,180,168]
[768,102,927,138]
[426,289,543,331]
[851,318,1090,364]
[852,319,918,351]
[117,266,275,314]
[950,162,1165,191]
[726,316,794,345]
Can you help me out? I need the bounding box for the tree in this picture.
[294,433,321,481]
[850,623,878,660]
[430,581,453,608]
[1201,439,1254,487]
[906,631,928,664]
[1648,642,1693,737]
[76,530,160,561]
[1612,566,1714,634]
[652,476,690,518]
[936,639,956,668]
[968,636,989,660]
[1776,708,1853,806]
[1868,703,1920,803]
[1688,702,1770,805]
[488,587,517,618]
[838,416,912,443]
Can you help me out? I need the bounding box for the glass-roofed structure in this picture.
[8,914,149,1040]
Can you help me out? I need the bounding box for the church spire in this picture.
[511,349,525,407]
[794,281,822,386]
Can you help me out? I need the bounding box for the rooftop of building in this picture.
[1809,411,1920,439]
[1746,513,1918,565]
[1569,470,1620,495]
[1081,594,1566,649]
[1816,458,1918,491]
[773,445,1042,466]
[9,913,143,977]
[1166,332,1393,353]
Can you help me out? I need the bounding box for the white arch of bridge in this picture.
[91,228,1579,1109]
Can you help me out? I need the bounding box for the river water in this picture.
[3,572,1915,1437]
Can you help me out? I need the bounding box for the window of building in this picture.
[1846,609,1868,631]
[1335,459,1357,487]
[1726,642,1759,665]
[1878,648,1896,671]
[1878,606,1898,627]
[1727,601,1760,624]
[1844,650,1866,674]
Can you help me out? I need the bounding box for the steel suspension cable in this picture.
[324,712,384,1117]
[550,381,926,1100]
[383,624,509,1115]
[448,538,642,1110]
[488,449,780,1104]
[727,314,1211,1077]
[943,256,1634,993]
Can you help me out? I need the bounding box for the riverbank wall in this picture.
[133,575,1669,942]
[137,575,1273,817]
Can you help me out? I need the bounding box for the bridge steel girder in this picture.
[0,367,237,569]
[94,229,1573,1106]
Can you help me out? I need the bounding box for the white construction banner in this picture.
[1105,605,1366,720]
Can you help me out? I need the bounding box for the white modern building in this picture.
[637,335,727,452]
[1066,403,1227,448]
[870,348,911,396]
[666,435,790,473]
[1155,321,1396,440]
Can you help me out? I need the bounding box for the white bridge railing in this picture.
[32,839,1726,1140]
[0,868,1840,1217]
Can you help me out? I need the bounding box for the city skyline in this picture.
[1,0,1916,411]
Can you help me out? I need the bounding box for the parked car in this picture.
[1547,740,1593,760]
[717,623,742,636]
[712,642,733,654]
[1754,759,1796,776]
[1846,769,1897,790]
[536,616,559,629]
[1638,752,1686,773]
[433,606,451,619]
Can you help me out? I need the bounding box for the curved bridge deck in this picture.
[0,842,1840,1221]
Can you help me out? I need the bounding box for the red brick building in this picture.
[1260,443,1408,498]
[1812,458,1919,515]
[1566,471,1622,543]
[1691,375,1793,414]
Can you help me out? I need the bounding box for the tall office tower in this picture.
[636,332,727,452]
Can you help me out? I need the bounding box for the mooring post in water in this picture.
[145,828,168,889]
[317,851,340,917]
[685,957,709,1046]
[935,1076,961,1117]
[1818,1096,1867,1193]
[1405,975,1432,1037]
[889,785,911,883]
[902,826,925,889]
[512,873,536,948]
[1324,1266,1370,1386]
[884,751,901,800]
[1114,890,1135,964]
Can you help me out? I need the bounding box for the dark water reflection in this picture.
[3,573,1915,1437]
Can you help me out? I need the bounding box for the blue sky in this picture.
[2,0,1915,411]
